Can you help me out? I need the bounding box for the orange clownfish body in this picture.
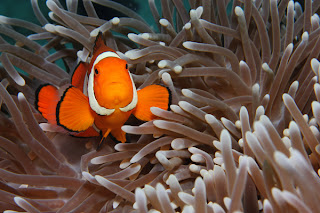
[35,33,171,149]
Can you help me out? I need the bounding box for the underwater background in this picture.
[0,0,156,34]
[0,0,320,212]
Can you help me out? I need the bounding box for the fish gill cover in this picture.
[0,0,320,212]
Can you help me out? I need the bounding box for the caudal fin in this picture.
[35,84,60,125]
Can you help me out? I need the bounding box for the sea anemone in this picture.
[0,0,320,212]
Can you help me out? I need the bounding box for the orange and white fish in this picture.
[35,33,171,149]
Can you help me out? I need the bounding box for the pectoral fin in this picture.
[57,86,94,132]
[133,85,171,121]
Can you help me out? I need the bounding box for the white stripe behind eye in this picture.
[87,51,120,116]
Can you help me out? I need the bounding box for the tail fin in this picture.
[35,84,60,125]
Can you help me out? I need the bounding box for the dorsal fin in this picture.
[93,32,105,54]
[71,62,87,90]
[89,32,118,73]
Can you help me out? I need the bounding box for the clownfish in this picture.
[35,33,171,149]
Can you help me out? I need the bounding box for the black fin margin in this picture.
[165,85,172,111]
[93,32,105,53]
[56,85,81,133]
[109,132,130,144]
[96,131,104,151]
[34,83,53,114]
[156,83,172,111]
[71,62,85,87]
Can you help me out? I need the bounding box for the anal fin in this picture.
[111,127,127,143]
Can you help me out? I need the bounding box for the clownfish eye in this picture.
[95,69,99,75]
[125,64,128,69]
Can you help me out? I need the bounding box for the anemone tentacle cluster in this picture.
[0,0,320,212]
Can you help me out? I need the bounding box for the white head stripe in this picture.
[93,51,120,68]
[119,73,138,112]
[87,51,120,116]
